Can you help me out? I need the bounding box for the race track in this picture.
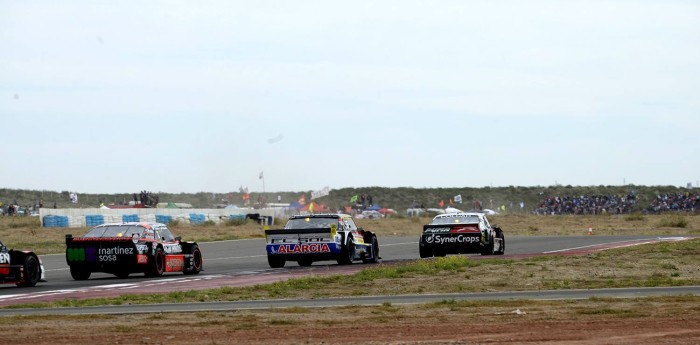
[0,235,692,308]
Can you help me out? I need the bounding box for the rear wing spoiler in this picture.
[265,225,339,244]
[265,228,332,235]
[422,224,480,232]
[65,234,134,245]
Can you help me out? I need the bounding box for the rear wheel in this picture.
[17,255,41,287]
[184,245,203,275]
[268,255,285,268]
[337,235,355,265]
[363,235,380,264]
[495,232,506,255]
[481,233,495,256]
[146,247,165,277]
[419,243,433,258]
[69,265,91,281]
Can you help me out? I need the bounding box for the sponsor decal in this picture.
[272,243,331,254]
[96,246,134,262]
[66,248,86,262]
[424,234,480,245]
[137,254,149,264]
[165,255,185,272]
[163,244,182,254]
[424,227,451,234]
[135,244,148,253]
[86,247,97,262]
[0,253,10,264]
[98,247,134,255]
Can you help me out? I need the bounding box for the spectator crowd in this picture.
[645,192,699,213]
[134,190,159,207]
[533,194,638,215]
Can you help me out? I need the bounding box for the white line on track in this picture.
[542,237,688,254]
[44,268,70,272]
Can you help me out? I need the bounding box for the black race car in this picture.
[419,212,505,258]
[66,222,203,280]
[0,240,45,287]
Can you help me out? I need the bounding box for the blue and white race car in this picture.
[264,214,380,268]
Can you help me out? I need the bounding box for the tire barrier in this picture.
[85,215,105,227]
[43,215,69,228]
[155,215,173,224]
[39,209,277,228]
[229,214,246,221]
[189,213,206,225]
[122,214,140,222]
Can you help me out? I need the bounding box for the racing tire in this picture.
[146,247,166,277]
[184,245,203,275]
[17,255,41,287]
[297,259,313,267]
[69,265,91,281]
[362,235,380,264]
[268,255,285,268]
[480,236,495,256]
[419,243,433,258]
[337,235,355,265]
[496,232,505,255]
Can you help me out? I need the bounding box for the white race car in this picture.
[419,212,505,258]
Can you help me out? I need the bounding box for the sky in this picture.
[1,1,698,194]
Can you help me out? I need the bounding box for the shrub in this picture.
[656,215,688,228]
[225,218,247,227]
[624,213,645,221]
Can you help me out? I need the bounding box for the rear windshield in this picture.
[430,215,481,225]
[285,217,339,229]
[84,225,144,238]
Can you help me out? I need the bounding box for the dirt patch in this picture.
[1,297,698,344]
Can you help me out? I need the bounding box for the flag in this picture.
[308,202,315,213]
[259,171,264,179]
[454,194,462,204]
[439,200,444,208]
[349,195,358,204]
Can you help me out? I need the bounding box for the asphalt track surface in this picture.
[1,235,697,315]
